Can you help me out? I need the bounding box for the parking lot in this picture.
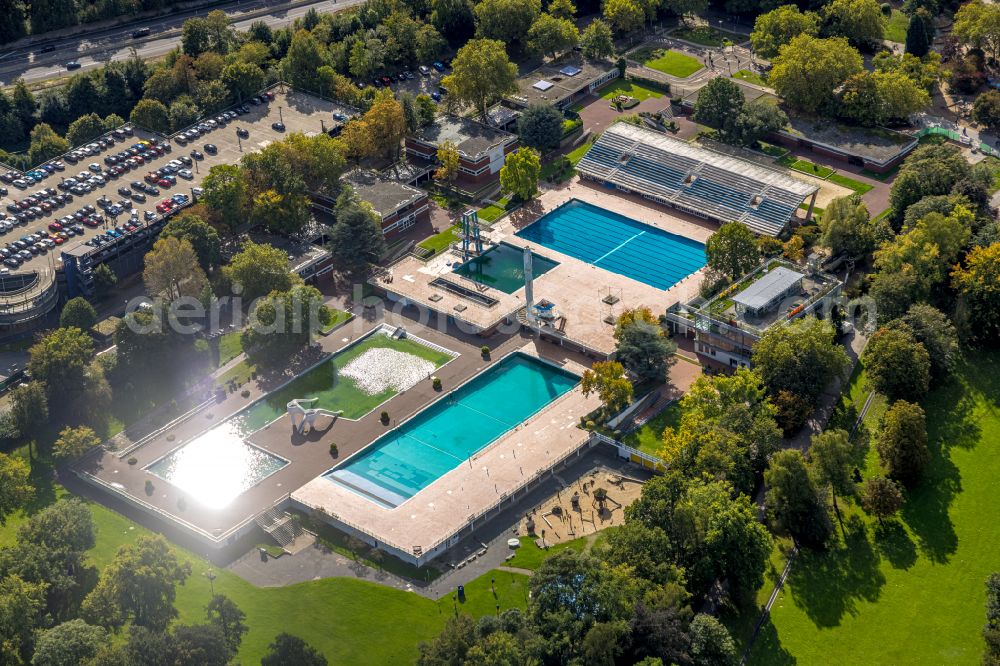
[0,87,354,280]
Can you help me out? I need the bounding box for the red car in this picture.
[157,178,171,188]
[47,222,62,231]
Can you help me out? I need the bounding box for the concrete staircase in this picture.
[254,507,303,549]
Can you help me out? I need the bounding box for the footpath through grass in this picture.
[753,352,1000,665]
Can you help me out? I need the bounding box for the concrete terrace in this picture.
[374,182,712,356]
[292,341,600,563]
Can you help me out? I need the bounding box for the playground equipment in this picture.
[286,398,343,434]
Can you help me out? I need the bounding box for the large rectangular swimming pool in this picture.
[515,199,706,291]
[325,353,578,507]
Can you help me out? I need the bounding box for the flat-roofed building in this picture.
[342,169,430,237]
[506,55,619,110]
[405,115,518,184]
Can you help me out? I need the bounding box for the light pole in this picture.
[279,106,284,124]
[205,570,216,596]
[237,130,242,152]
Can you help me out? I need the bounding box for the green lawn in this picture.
[885,9,908,43]
[827,172,874,195]
[417,224,460,256]
[599,79,664,102]
[632,47,703,78]
[979,156,1000,194]
[733,69,767,87]
[215,359,254,388]
[216,330,244,367]
[753,352,1000,665]
[1,488,529,665]
[477,196,512,223]
[621,403,681,456]
[568,140,594,165]
[245,333,455,423]
[319,308,352,335]
[778,155,834,178]
[507,534,591,570]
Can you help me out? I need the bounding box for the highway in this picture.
[0,0,356,85]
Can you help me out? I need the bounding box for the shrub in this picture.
[329,443,338,457]
[127,457,137,465]
[481,345,490,355]
[432,377,443,391]
[241,389,251,398]
[380,411,390,424]
[144,480,154,495]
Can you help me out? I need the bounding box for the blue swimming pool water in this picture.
[325,353,578,507]
[515,199,706,291]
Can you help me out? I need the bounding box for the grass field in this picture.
[600,79,664,102]
[417,224,460,256]
[631,47,703,78]
[733,69,767,87]
[621,403,681,456]
[778,155,834,178]
[752,352,1000,665]
[508,534,590,570]
[0,488,529,665]
[319,308,352,335]
[216,331,244,367]
[886,9,908,43]
[828,172,875,195]
[477,195,513,223]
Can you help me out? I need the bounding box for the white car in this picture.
[178,169,193,180]
[192,187,204,197]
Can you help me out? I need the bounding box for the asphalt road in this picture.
[0,0,355,85]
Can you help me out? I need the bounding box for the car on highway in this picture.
[65,61,81,70]
[40,45,55,53]
[131,27,151,38]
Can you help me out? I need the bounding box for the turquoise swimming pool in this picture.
[515,199,706,291]
[325,353,578,507]
[452,242,559,294]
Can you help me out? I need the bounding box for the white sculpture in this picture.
[287,398,343,434]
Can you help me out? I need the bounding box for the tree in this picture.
[161,215,221,271]
[822,0,886,49]
[32,620,106,666]
[752,316,849,430]
[328,199,387,274]
[889,304,960,379]
[889,144,970,222]
[93,263,118,297]
[769,35,863,113]
[863,327,931,402]
[223,241,295,301]
[170,624,231,666]
[692,77,744,140]
[730,100,788,147]
[363,90,407,159]
[261,633,328,666]
[416,24,448,63]
[53,425,100,462]
[82,535,191,630]
[905,9,934,57]
[689,614,738,666]
[871,70,930,122]
[985,573,1000,665]
[0,0,26,44]
[518,104,565,151]
[143,237,209,302]
[809,428,855,531]
[28,123,69,166]
[474,0,541,45]
[65,113,107,147]
[614,318,675,382]
[581,361,634,413]
[705,221,760,280]
[0,574,46,664]
[974,90,1000,133]
[418,614,475,665]
[953,1,1000,62]
[243,285,331,364]
[9,382,48,442]
[603,0,645,35]
[0,455,32,525]
[500,147,541,201]
[434,140,460,187]
[550,0,576,19]
[60,297,97,330]
[284,29,328,92]
[751,5,821,59]
[442,39,518,120]
[168,97,200,133]
[201,164,249,229]
[580,19,615,59]
[528,13,579,57]
[340,120,374,165]
[129,99,170,133]
[952,242,1000,346]
[11,79,36,129]
[205,595,247,655]
[28,327,94,404]
[220,62,267,104]
[765,449,832,547]
[860,476,903,525]
[819,195,876,259]
[432,0,476,46]
[876,399,929,487]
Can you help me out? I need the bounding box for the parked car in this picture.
[65,61,81,70]
[271,122,285,132]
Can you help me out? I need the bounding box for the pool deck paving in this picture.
[376,180,712,357]
[74,308,531,543]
